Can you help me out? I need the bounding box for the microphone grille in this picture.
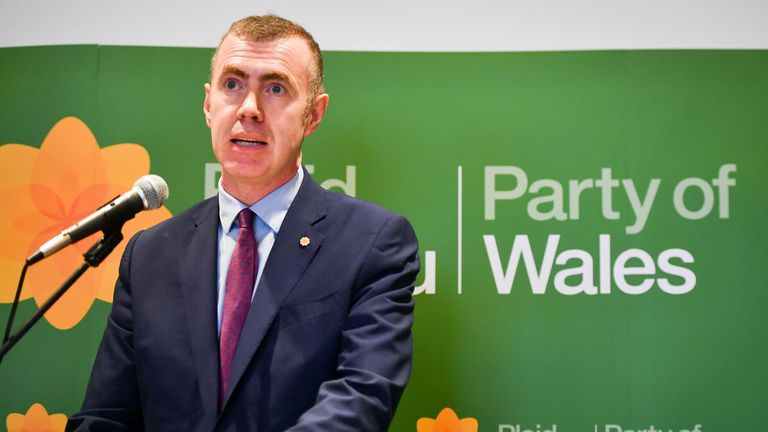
[135,175,169,210]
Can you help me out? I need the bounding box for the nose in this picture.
[237,92,263,122]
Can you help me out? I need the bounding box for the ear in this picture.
[303,93,330,137]
[203,83,212,127]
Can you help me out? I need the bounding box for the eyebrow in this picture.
[260,71,293,87]
[221,65,248,80]
[219,66,294,87]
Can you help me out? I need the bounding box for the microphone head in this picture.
[134,175,169,210]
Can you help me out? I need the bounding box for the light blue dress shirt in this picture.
[216,167,303,335]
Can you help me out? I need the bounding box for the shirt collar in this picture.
[218,167,304,234]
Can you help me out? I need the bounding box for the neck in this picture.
[220,168,299,206]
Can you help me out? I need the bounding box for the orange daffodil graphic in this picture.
[417,407,478,432]
[0,117,172,329]
[6,403,66,432]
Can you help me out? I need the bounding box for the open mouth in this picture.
[231,139,266,147]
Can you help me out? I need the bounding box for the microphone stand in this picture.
[0,229,124,363]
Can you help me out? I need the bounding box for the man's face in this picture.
[204,34,328,202]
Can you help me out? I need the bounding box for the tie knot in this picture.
[237,208,255,230]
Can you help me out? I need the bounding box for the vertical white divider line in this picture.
[457,165,463,294]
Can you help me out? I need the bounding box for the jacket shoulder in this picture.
[134,196,217,239]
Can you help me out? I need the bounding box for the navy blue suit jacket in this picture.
[67,172,419,431]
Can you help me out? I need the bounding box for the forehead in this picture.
[213,35,312,85]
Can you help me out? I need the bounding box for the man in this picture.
[67,15,419,431]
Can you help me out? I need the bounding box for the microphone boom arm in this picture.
[0,227,124,363]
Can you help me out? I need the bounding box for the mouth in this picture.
[231,138,267,147]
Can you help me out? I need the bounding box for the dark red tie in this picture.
[219,208,257,406]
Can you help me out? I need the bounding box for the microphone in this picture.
[26,175,169,265]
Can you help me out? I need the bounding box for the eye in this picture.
[224,79,240,90]
[267,84,284,95]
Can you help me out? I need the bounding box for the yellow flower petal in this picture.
[1,116,172,329]
[459,418,479,431]
[5,403,65,432]
[417,417,436,432]
[6,413,24,430]
[0,145,40,301]
[50,414,68,431]
[102,143,150,186]
[417,408,478,432]
[33,117,107,207]
[0,144,36,188]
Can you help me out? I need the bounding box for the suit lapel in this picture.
[177,198,220,422]
[223,173,327,407]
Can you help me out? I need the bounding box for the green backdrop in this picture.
[1,45,766,431]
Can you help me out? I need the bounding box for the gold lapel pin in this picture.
[299,236,311,247]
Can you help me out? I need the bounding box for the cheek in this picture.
[210,108,233,131]
[210,95,236,117]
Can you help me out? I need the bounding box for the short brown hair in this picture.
[210,15,325,97]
